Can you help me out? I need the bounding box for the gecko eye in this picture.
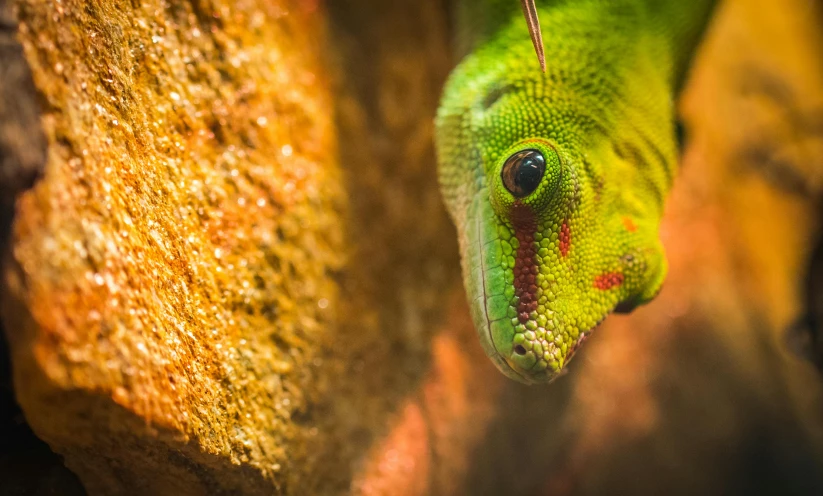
[501,149,545,197]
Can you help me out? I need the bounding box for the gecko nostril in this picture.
[514,345,527,355]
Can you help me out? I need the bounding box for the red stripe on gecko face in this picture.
[559,219,570,257]
[594,272,624,290]
[622,217,638,232]
[511,202,539,324]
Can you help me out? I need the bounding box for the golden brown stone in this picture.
[3,0,343,493]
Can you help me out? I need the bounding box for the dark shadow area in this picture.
[317,0,463,491]
[462,319,823,496]
[576,328,823,496]
[789,224,823,373]
[462,376,576,496]
[0,326,87,496]
[0,2,80,492]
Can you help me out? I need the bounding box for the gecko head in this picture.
[461,136,668,384]
[435,41,672,383]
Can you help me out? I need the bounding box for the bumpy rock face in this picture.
[1,0,470,493]
[2,1,344,493]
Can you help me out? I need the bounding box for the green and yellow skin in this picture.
[435,0,715,384]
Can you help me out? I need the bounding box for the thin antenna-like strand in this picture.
[519,0,546,72]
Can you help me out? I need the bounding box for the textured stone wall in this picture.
[2,0,344,493]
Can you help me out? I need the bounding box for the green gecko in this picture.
[435,0,716,383]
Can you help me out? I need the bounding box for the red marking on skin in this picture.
[559,220,571,257]
[593,272,625,290]
[511,202,539,324]
[622,217,638,232]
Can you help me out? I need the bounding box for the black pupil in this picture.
[502,149,545,198]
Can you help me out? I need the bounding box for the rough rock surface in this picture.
[2,0,344,494]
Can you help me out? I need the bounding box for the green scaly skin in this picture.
[436,0,715,384]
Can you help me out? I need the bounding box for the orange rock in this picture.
[3,0,343,493]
